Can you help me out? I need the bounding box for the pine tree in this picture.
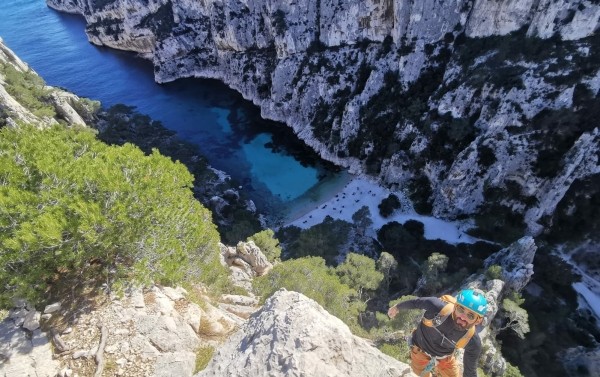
[0,125,222,306]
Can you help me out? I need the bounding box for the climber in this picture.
[387,289,488,377]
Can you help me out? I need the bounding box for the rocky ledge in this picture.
[195,289,412,377]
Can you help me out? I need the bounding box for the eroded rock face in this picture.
[44,0,600,236]
[195,289,412,377]
[484,236,537,293]
[220,241,273,291]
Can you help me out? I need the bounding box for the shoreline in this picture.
[278,170,355,225]
[282,176,478,245]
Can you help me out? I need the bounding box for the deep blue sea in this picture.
[0,0,348,218]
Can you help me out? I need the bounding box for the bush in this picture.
[247,229,282,263]
[280,216,352,265]
[0,62,56,119]
[407,174,433,214]
[403,220,425,239]
[0,125,221,307]
[378,194,401,218]
[253,256,365,330]
[336,253,383,300]
[486,265,502,280]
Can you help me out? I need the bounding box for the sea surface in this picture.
[0,0,348,218]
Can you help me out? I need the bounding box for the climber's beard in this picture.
[452,316,471,331]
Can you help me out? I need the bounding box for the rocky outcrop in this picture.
[195,289,412,377]
[465,0,600,40]
[0,284,258,377]
[45,0,600,237]
[459,236,538,376]
[220,241,273,291]
[0,37,98,128]
[484,236,537,293]
[0,300,59,377]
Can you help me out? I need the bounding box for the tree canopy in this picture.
[0,125,222,306]
[252,256,365,329]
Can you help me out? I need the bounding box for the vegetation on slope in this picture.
[0,124,224,307]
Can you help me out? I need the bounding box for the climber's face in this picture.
[453,304,482,330]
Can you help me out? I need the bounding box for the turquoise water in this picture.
[0,0,340,211]
[242,134,319,201]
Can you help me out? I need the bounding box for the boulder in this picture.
[195,289,411,377]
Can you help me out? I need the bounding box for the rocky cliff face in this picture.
[45,0,600,237]
[0,37,95,128]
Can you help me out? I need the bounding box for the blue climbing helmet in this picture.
[456,289,488,316]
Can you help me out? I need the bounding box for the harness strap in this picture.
[456,325,476,349]
[422,302,454,327]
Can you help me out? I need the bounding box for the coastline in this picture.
[283,176,478,245]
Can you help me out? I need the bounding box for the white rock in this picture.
[23,311,41,331]
[44,302,62,314]
[195,289,410,377]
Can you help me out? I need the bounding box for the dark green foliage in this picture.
[381,35,393,55]
[378,194,401,218]
[247,229,281,263]
[477,144,496,168]
[0,125,222,307]
[530,95,600,178]
[90,0,118,10]
[311,87,351,143]
[350,62,464,177]
[97,105,261,242]
[272,10,286,35]
[546,174,600,242]
[572,83,595,107]
[497,250,600,377]
[403,220,424,239]
[377,221,499,293]
[277,216,352,265]
[468,202,526,245]
[353,61,372,96]
[87,17,123,39]
[457,28,600,89]
[252,256,365,330]
[138,1,175,38]
[426,112,478,164]
[407,174,433,214]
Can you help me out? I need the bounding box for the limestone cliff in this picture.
[45,0,600,237]
[195,289,412,377]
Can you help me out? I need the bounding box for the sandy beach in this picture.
[283,175,477,245]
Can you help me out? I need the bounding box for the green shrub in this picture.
[485,265,502,280]
[253,256,365,330]
[336,253,383,300]
[0,125,221,307]
[0,63,56,119]
[247,228,282,263]
[279,216,352,265]
[194,346,215,373]
[378,194,401,218]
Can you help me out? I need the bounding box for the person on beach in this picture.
[388,289,488,377]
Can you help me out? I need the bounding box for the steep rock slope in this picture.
[46,0,600,236]
[0,37,95,128]
[195,289,413,377]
